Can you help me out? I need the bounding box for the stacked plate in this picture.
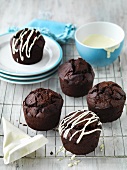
[0,33,63,84]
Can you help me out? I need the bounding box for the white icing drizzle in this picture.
[104,44,120,58]
[11,29,42,61]
[28,34,41,57]
[59,110,102,144]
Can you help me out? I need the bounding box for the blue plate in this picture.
[0,70,58,84]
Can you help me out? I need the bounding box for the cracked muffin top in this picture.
[23,88,63,118]
[87,81,126,109]
[58,58,95,84]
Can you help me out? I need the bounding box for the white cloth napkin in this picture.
[2,117,48,164]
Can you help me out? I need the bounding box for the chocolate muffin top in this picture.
[11,28,45,62]
[87,81,126,109]
[58,58,95,84]
[59,110,102,144]
[23,88,63,118]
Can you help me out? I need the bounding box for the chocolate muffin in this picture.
[10,28,45,65]
[58,58,95,97]
[87,81,126,123]
[23,88,63,131]
[59,110,102,155]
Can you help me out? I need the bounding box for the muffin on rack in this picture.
[58,58,95,97]
[87,81,126,123]
[23,88,63,131]
[10,28,45,65]
[59,109,102,155]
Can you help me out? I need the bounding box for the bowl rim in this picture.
[75,21,125,49]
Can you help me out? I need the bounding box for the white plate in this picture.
[0,71,57,84]
[0,33,62,76]
[0,60,61,80]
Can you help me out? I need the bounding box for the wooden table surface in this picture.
[0,0,127,169]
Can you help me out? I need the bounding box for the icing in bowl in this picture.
[75,22,125,67]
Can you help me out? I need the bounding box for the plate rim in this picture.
[0,33,63,76]
[0,59,62,80]
[0,69,57,84]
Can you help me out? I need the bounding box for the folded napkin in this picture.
[2,117,48,164]
[8,19,76,43]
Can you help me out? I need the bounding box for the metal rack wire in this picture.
[0,42,127,159]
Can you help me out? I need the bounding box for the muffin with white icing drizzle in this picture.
[59,109,102,155]
[10,28,45,65]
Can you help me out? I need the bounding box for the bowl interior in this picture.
[75,22,125,48]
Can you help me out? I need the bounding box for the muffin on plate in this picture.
[23,88,63,131]
[58,58,95,97]
[10,28,45,65]
[59,109,102,155]
[87,81,126,123]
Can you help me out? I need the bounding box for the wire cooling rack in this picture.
[0,42,127,159]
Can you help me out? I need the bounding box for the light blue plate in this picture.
[0,70,57,84]
[0,33,63,76]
